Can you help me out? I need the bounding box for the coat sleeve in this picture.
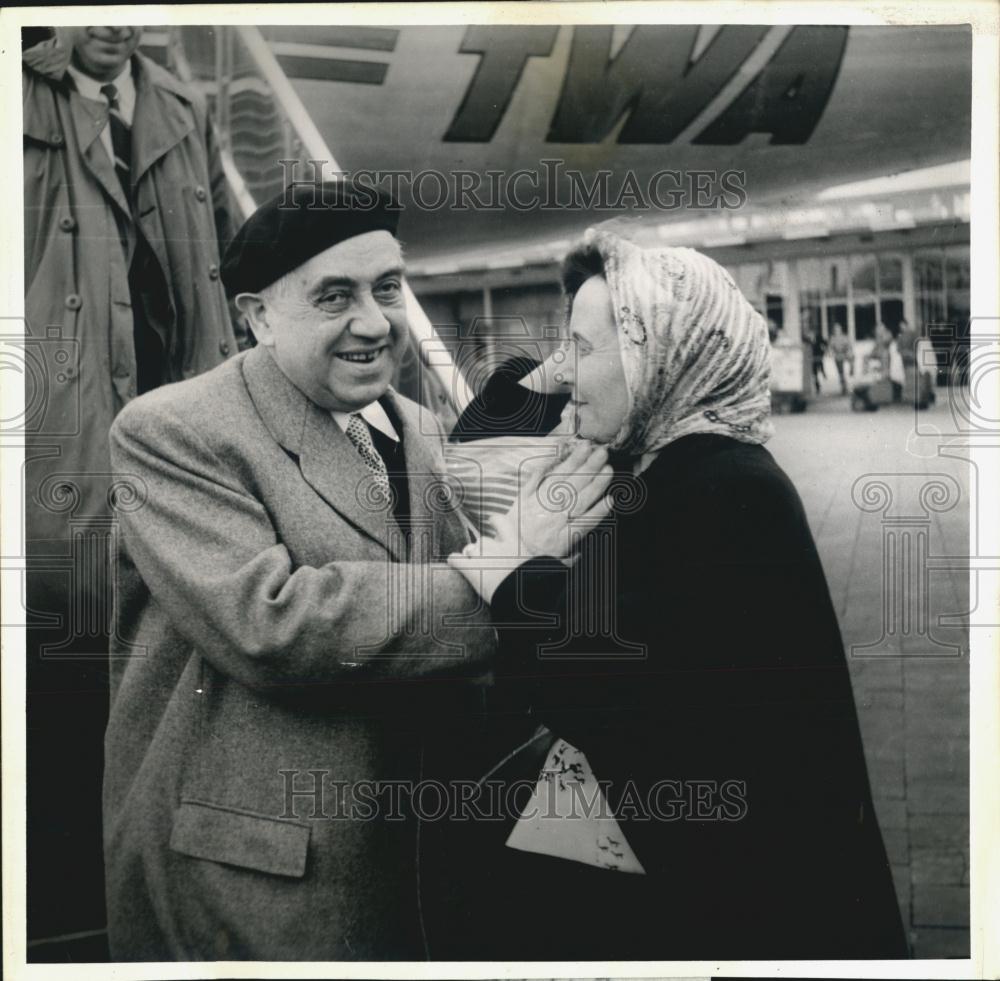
[110,400,495,693]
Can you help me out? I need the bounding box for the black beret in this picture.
[221,179,401,297]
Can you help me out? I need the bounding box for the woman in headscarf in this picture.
[442,226,907,961]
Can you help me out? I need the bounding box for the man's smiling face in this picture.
[66,26,141,81]
[243,231,410,412]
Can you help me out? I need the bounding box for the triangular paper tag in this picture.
[505,739,645,874]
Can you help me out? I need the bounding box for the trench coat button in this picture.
[208,264,220,281]
[64,293,82,311]
[219,340,230,356]
[194,185,207,202]
[59,216,77,232]
[51,133,64,147]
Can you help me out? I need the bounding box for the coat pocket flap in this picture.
[170,800,310,878]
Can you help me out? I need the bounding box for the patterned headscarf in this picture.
[578,227,773,461]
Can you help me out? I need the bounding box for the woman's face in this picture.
[559,276,630,443]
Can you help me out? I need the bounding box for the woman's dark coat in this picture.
[428,432,907,961]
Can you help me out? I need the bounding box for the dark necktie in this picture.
[100,81,164,393]
[100,83,131,199]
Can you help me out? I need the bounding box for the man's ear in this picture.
[234,293,274,346]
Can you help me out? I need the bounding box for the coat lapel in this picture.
[68,89,132,218]
[385,391,471,560]
[299,405,405,561]
[131,56,195,187]
[243,346,404,560]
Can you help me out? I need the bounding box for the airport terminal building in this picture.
[407,168,971,380]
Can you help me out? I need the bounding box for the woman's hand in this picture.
[491,442,615,559]
[448,442,615,603]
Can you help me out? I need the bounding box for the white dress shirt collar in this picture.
[66,59,136,124]
[331,400,400,443]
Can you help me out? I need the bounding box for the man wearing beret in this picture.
[103,181,498,960]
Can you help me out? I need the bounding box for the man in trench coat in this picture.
[22,27,241,945]
[23,26,240,565]
[103,181,498,960]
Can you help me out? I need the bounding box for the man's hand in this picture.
[449,442,614,602]
[492,441,614,559]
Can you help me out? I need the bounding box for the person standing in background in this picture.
[896,318,919,369]
[874,320,894,372]
[805,322,828,395]
[22,26,242,952]
[829,322,854,395]
[894,318,922,404]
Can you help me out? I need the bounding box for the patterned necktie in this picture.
[344,414,392,506]
[100,83,131,198]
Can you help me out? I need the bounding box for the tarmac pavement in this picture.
[768,389,971,959]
